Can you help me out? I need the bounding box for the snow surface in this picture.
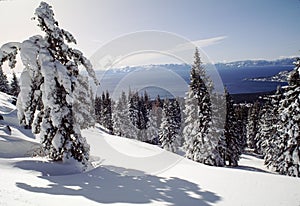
[0,91,300,205]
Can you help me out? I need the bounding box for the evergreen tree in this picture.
[255,96,276,156]
[129,91,140,131]
[1,2,99,168]
[264,87,283,167]
[155,94,164,108]
[183,48,224,166]
[145,108,159,144]
[234,104,249,151]
[127,91,152,141]
[9,72,20,97]
[159,99,180,152]
[94,95,102,124]
[271,58,300,177]
[246,101,260,151]
[0,67,9,94]
[73,75,95,130]
[101,91,113,134]
[112,91,137,139]
[113,91,127,137]
[154,95,163,130]
[224,90,242,166]
[210,93,227,165]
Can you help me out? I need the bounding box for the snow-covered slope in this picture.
[0,92,300,206]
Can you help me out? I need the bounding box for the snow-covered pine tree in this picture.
[183,48,224,166]
[127,91,152,141]
[129,91,140,132]
[176,97,186,146]
[271,58,300,177]
[101,91,113,134]
[173,98,182,134]
[0,42,19,95]
[224,90,242,166]
[143,91,152,111]
[100,92,106,124]
[145,108,159,144]
[246,101,260,152]
[183,90,200,152]
[0,67,9,94]
[139,93,149,131]
[234,103,249,151]
[73,75,95,130]
[155,94,164,108]
[154,95,163,129]
[0,42,19,70]
[146,96,163,144]
[264,86,283,168]
[112,91,137,139]
[159,99,180,152]
[9,72,20,97]
[1,2,99,168]
[94,95,102,123]
[255,96,275,156]
[113,91,127,137]
[210,92,227,165]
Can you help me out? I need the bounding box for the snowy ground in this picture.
[0,92,300,206]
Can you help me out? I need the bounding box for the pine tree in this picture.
[224,90,242,166]
[129,91,140,132]
[159,99,180,152]
[9,72,20,97]
[154,95,163,130]
[112,91,137,139]
[255,96,275,156]
[127,91,152,141]
[210,93,227,165]
[101,91,113,134]
[0,42,19,96]
[145,108,159,144]
[147,96,163,144]
[1,2,99,168]
[0,67,9,94]
[271,58,300,177]
[183,48,224,166]
[264,87,283,168]
[246,101,260,152]
[113,91,127,137]
[234,104,249,151]
[73,75,95,130]
[94,95,102,124]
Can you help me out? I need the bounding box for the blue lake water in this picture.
[95,64,293,99]
[216,65,291,94]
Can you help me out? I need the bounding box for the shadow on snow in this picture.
[15,160,221,206]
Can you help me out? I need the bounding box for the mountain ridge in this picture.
[96,57,296,72]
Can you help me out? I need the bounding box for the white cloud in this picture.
[172,36,228,53]
[191,36,228,47]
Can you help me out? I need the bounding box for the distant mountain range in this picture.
[96,57,295,97]
[103,57,296,72]
[215,58,295,68]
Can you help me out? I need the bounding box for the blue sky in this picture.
[0,0,300,66]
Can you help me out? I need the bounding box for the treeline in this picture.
[0,68,20,98]
[95,51,300,178]
[94,90,182,150]
[95,48,245,168]
[245,59,300,177]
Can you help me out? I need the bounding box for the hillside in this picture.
[0,92,300,205]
